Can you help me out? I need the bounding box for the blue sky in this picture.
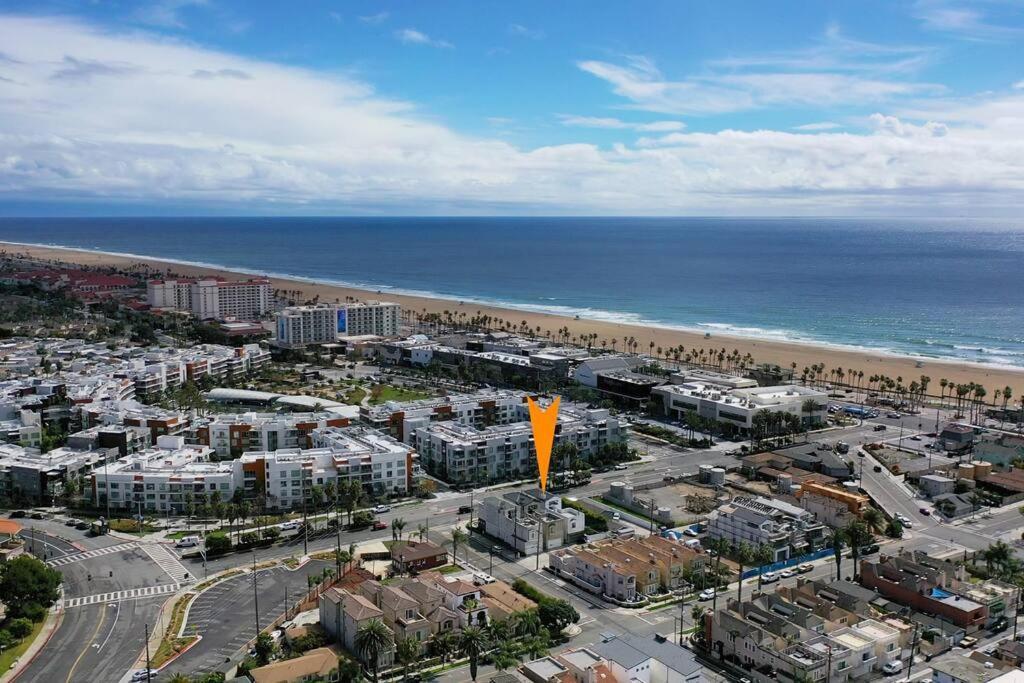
[1,0,1023,215]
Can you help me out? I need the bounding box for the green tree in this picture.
[355,618,393,683]
[754,544,774,591]
[538,599,579,633]
[0,555,62,619]
[862,507,884,533]
[204,531,232,555]
[338,656,363,683]
[843,519,874,580]
[395,637,420,682]
[885,518,904,538]
[459,626,488,682]
[450,526,468,563]
[830,528,846,581]
[733,542,754,603]
[254,631,276,666]
[7,617,33,639]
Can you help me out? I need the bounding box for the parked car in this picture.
[373,505,390,514]
[662,475,676,482]
[873,465,883,473]
[958,636,978,649]
[873,424,887,432]
[372,520,388,530]
[780,568,796,579]
[65,518,80,526]
[919,507,931,516]
[30,512,44,520]
[887,412,901,419]
[861,544,880,554]
[683,528,699,537]
[176,535,200,548]
[699,588,716,601]
[613,464,628,471]
[458,505,473,515]
[611,512,621,521]
[882,660,902,675]
[75,521,90,530]
[280,521,299,530]
[761,571,779,584]
[797,563,814,573]
[130,670,156,682]
[910,434,922,441]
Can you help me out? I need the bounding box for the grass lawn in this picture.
[437,564,464,575]
[368,385,432,405]
[0,618,45,674]
[165,530,206,540]
[343,386,367,405]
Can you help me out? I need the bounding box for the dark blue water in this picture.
[1,217,1022,367]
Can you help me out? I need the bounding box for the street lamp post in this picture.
[252,551,260,635]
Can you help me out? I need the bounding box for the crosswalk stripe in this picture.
[46,542,139,567]
[62,583,179,608]
[140,543,193,584]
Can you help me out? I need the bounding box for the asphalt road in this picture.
[17,523,171,683]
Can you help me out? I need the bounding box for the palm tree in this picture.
[459,626,488,681]
[354,619,393,683]
[391,517,406,542]
[843,519,873,580]
[754,544,774,591]
[862,507,884,534]
[450,526,468,563]
[338,655,364,683]
[830,528,845,581]
[517,608,542,637]
[430,630,458,664]
[416,523,429,542]
[395,637,420,682]
[734,542,754,603]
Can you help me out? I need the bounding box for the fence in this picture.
[740,546,835,579]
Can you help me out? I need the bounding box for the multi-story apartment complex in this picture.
[707,496,827,561]
[92,427,418,512]
[413,403,623,484]
[0,442,117,504]
[477,489,584,555]
[193,412,351,458]
[343,301,400,337]
[549,534,708,602]
[274,302,401,347]
[360,389,533,443]
[275,304,339,348]
[651,382,828,432]
[147,278,271,320]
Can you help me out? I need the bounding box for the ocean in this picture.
[1,217,1022,369]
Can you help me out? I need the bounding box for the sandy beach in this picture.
[5,241,1024,398]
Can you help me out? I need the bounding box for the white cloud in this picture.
[395,28,453,49]
[133,0,208,29]
[1014,80,1024,90]
[579,26,941,116]
[509,23,545,40]
[558,115,685,132]
[359,12,390,24]
[794,122,841,131]
[913,0,1024,41]
[2,15,1024,215]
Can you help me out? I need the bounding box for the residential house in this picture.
[390,540,448,574]
[248,645,342,683]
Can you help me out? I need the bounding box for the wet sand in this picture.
[5,241,1024,398]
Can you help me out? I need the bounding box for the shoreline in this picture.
[4,240,1024,397]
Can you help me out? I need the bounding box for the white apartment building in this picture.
[195,412,350,458]
[651,382,827,431]
[342,302,400,337]
[147,278,271,320]
[92,435,224,513]
[412,405,623,484]
[707,496,827,561]
[477,490,584,555]
[245,427,417,506]
[93,428,417,512]
[360,389,531,443]
[274,302,401,347]
[275,305,339,348]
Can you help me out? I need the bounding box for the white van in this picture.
[472,572,496,586]
[683,538,701,550]
[175,535,200,548]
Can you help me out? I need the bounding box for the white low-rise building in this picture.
[477,489,584,555]
[148,278,271,320]
[651,382,827,431]
[707,496,827,561]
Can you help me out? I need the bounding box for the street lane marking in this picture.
[63,583,179,608]
[65,601,108,683]
[47,542,138,566]
[141,542,193,583]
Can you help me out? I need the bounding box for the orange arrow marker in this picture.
[527,396,560,492]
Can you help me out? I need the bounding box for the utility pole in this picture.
[284,585,289,621]
[334,494,342,578]
[301,474,308,555]
[1014,589,1022,641]
[649,498,656,533]
[144,623,152,682]
[906,620,920,680]
[252,551,260,635]
[825,643,832,683]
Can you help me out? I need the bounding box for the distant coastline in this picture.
[4,239,1024,398]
